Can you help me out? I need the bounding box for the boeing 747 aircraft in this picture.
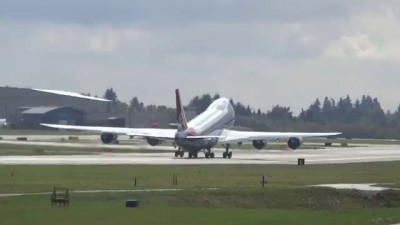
[41,89,341,159]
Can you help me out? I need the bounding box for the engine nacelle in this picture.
[252,140,267,150]
[100,133,118,144]
[287,137,303,150]
[147,138,162,146]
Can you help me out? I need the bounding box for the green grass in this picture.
[0,143,174,156]
[1,194,400,225]
[1,163,400,225]
[0,128,97,135]
[1,163,400,192]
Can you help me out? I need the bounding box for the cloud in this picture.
[32,25,154,54]
[0,0,350,25]
[324,6,400,62]
[1,0,400,115]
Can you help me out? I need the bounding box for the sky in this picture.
[1,0,400,114]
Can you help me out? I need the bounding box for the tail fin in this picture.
[175,89,188,131]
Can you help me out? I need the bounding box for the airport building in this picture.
[0,86,111,128]
[0,86,196,129]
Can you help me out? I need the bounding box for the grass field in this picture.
[0,143,174,156]
[0,128,97,135]
[1,163,400,225]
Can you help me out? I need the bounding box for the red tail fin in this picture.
[175,89,188,131]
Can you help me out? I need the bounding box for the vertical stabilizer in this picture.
[175,89,188,131]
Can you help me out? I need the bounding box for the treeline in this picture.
[101,88,172,113]
[99,88,400,139]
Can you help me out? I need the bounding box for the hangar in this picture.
[20,106,85,129]
[0,86,197,129]
[0,86,110,128]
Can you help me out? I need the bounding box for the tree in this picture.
[234,102,247,116]
[129,97,144,111]
[256,108,262,116]
[322,97,332,117]
[103,88,118,103]
[212,93,221,101]
[266,105,293,121]
[301,98,323,123]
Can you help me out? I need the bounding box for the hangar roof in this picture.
[22,106,84,114]
[33,89,111,102]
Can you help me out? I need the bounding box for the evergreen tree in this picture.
[266,105,293,121]
[103,88,118,103]
[129,97,144,111]
[212,93,221,101]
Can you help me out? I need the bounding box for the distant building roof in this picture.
[33,89,111,102]
[22,106,84,114]
[22,106,63,114]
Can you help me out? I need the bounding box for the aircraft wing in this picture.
[40,123,177,140]
[218,129,341,144]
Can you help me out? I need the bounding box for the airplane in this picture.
[41,89,341,159]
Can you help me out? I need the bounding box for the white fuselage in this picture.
[175,98,235,152]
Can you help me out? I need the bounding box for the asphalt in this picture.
[0,136,399,165]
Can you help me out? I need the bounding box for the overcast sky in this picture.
[1,0,400,114]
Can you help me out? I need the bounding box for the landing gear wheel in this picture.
[189,152,193,158]
[223,144,232,159]
[205,148,214,159]
[175,149,184,158]
[194,152,198,158]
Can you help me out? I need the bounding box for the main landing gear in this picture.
[204,148,215,159]
[222,144,232,159]
[188,151,198,158]
[173,148,199,159]
[174,148,184,158]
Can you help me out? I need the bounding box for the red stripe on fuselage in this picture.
[184,127,197,136]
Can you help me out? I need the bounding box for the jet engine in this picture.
[100,133,118,144]
[287,137,303,150]
[147,138,162,146]
[252,140,267,150]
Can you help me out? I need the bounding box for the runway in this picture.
[0,139,400,165]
